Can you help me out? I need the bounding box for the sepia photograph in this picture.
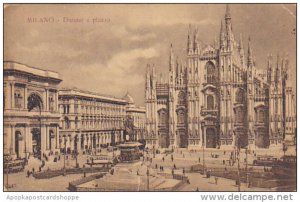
[3,3,297,193]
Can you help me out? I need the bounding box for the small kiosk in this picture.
[118,142,142,163]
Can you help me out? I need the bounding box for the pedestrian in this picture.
[155,164,158,169]
[198,157,201,163]
[196,187,199,192]
[162,157,165,162]
[27,170,30,177]
[215,176,218,185]
[174,164,176,169]
[32,167,35,174]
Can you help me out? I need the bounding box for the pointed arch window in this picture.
[177,109,186,124]
[235,89,245,103]
[235,107,245,123]
[206,62,216,84]
[207,95,214,110]
[158,109,168,126]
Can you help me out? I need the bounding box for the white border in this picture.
[0,1,299,202]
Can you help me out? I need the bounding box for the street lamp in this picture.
[245,144,249,185]
[146,166,150,191]
[236,133,241,192]
[75,135,79,168]
[201,121,205,175]
[63,136,67,176]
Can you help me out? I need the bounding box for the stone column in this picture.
[203,126,207,148]
[24,85,28,110]
[20,133,25,158]
[77,134,81,151]
[41,125,47,156]
[85,134,88,149]
[70,134,74,151]
[90,134,93,148]
[4,128,9,155]
[11,125,15,155]
[46,125,49,150]
[11,82,15,109]
[4,82,11,110]
[25,125,30,154]
[55,91,59,112]
[45,89,49,111]
[56,126,59,149]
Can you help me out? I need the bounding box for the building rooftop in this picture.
[59,87,128,104]
[4,61,61,81]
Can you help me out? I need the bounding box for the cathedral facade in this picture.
[145,5,296,150]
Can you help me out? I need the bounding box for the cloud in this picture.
[129,33,156,42]
[62,45,160,97]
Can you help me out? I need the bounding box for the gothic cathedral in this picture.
[145,5,295,150]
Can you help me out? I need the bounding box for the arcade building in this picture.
[3,61,62,159]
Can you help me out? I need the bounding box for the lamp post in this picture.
[5,164,9,189]
[75,135,78,168]
[236,133,241,192]
[146,166,150,191]
[153,145,155,158]
[201,121,205,175]
[63,136,67,176]
[245,147,248,183]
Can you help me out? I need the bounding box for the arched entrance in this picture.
[27,93,43,112]
[15,131,22,158]
[179,131,188,148]
[158,130,169,148]
[235,128,248,149]
[255,128,269,148]
[32,128,41,159]
[158,108,169,148]
[206,128,217,148]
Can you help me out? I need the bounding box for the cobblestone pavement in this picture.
[5,148,283,191]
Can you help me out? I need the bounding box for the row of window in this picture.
[62,117,124,130]
[60,104,125,115]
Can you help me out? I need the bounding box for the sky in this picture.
[4,4,296,106]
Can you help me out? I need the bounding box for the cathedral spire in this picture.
[169,43,175,72]
[194,27,199,53]
[146,64,150,89]
[224,4,234,50]
[239,33,244,51]
[187,24,193,54]
[225,4,231,19]
[247,36,253,67]
[268,53,273,70]
[176,56,179,76]
[220,19,225,49]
